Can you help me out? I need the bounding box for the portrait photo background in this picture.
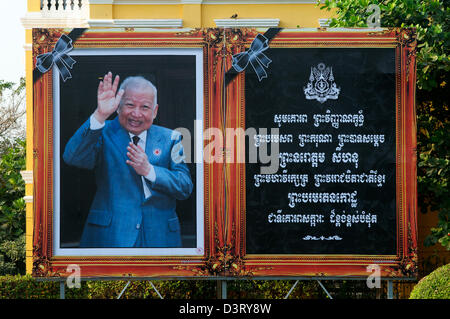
[57,53,198,249]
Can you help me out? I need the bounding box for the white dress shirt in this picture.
[90,114,156,198]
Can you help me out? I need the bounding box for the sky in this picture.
[0,0,27,84]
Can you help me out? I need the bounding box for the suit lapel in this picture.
[110,117,132,163]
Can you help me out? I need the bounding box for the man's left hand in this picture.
[126,142,151,176]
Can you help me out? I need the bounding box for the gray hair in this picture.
[118,76,158,109]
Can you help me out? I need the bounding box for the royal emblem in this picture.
[303,63,340,103]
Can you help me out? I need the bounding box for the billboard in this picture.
[32,27,417,278]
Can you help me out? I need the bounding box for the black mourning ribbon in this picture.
[225,28,283,86]
[35,34,76,82]
[232,33,271,82]
[33,28,87,83]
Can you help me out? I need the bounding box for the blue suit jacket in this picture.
[63,117,193,248]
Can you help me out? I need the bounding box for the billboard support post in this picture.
[60,281,65,299]
[387,280,394,299]
[317,281,333,299]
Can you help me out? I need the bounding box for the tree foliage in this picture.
[0,140,26,274]
[0,235,25,275]
[0,77,26,151]
[318,0,449,250]
[0,76,27,275]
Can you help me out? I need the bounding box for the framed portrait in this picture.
[54,48,204,256]
[32,28,216,277]
[32,27,417,279]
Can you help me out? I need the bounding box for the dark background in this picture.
[59,55,197,248]
[245,48,397,255]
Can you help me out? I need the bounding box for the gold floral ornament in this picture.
[33,247,61,277]
[32,28,64,58]
[386,223,418,277]
[176,28,257,82]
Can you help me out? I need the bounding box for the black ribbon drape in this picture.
[225,27,283,86]
[33,28,87,83]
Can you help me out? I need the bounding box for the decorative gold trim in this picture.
[31,28,417,278]
[32,28,64,57]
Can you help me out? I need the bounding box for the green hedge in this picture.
[0,275,88,299]
[0,275,330,299]
[1,275,402,299]
[410,264,450,299]
[86,280,218,299]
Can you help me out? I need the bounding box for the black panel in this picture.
[59,55,197,248]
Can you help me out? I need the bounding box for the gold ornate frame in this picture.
[32,28,217,277]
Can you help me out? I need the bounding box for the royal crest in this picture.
[303,63,340,103]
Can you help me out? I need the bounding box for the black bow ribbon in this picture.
[225,28,282,85]
[35,34,76,82]
[231,33,272,82]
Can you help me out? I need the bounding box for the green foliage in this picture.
[318,0,449,90]
[0,235,25,275]
[420,251,448,278]
[0,80,16,94]
[227,280,325,299]
[0,78,25,101]
[0,275,89,299]
[0,276,420,299]
[86,280,323,299]
[0,139,26,242]
[410,263,450,299]
[318,0,450,250]
[153,280,216,299]
[86,280,217,299]
[0,277,329,299]
[417,100,449,250]
[0,139,26,275]
[0,78,26,144]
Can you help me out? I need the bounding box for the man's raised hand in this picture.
[93,72,125,124]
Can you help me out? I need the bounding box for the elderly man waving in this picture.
[63,72,193,248]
